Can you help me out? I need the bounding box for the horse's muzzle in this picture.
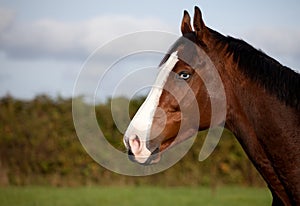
[125,137,160,165]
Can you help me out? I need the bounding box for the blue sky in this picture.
[0,0,299,100]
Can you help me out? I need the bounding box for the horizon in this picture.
[0,0,299,100]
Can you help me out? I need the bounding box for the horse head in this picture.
[123,7,225,164]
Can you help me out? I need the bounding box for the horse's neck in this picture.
[226,65,296,130]
[207,38,299,134]
[208,32,300,204]
[224,64,300,204]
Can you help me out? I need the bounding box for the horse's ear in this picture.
[181,10,193,35]
[193,6,206,40]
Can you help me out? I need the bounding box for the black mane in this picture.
[211,29,300,110]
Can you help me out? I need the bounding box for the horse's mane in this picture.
[210,28,300,110]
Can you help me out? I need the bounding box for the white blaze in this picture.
[124,51,178,163]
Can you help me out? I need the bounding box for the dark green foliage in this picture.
[0,95,265,187]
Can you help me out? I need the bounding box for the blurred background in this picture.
[0,0,299,205]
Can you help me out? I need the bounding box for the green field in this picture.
[0,186,271,206]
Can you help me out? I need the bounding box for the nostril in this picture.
[130,136,141,153]
[126,135,152,164]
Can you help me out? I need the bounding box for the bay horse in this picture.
[123,6,300,205]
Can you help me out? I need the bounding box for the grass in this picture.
[0,186,272,206]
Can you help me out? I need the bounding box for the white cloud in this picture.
[243,27,300,70]
[2,7,299,68]
[0,8,15,32]
[0,12,172,60]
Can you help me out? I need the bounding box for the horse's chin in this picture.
[154,129,198,163]
[159,136,177,152]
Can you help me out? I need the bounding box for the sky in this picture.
[0,0,299,100]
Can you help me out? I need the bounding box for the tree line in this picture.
[0,94,265,187]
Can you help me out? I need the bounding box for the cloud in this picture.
[2,7,299,68]
[0,8,15,32]
[243,27,300,69]
[0,11,172,61]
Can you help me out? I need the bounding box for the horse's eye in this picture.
[177,72,191,80]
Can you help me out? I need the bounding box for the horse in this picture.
[123,6,300,205]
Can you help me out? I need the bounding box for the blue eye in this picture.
[177,72,191,80]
